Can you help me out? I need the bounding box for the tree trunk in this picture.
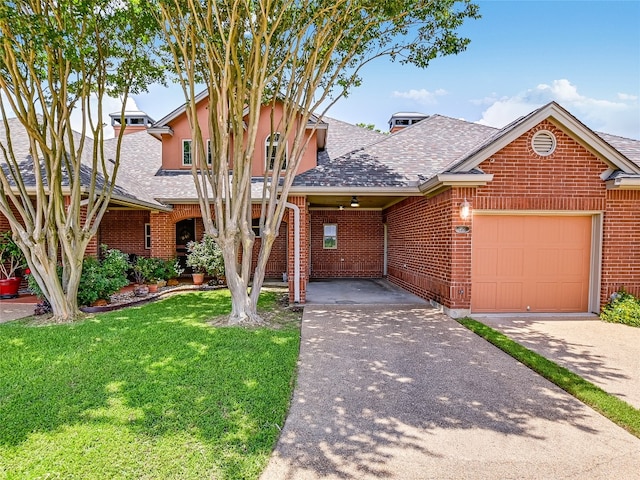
[21,240,83,322]
[221,243,264,325]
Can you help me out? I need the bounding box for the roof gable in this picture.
[448,101,640,175]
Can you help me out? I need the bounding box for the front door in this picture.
[175,219,195,273]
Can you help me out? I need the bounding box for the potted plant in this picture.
[0,231,27,299]
[166,258,184,286]
[186,235,225,286]
[131,256,155,296]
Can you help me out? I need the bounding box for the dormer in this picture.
[388,112,429,133]
[109,111,155,136]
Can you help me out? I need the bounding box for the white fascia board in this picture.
[419,173,494,196]
[451,103,640,175]
[606,176,640,190]
[146,126,173,138]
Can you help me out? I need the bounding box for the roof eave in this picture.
[147,126,174,139]
[419,173,494,197]
[606,176,640,190]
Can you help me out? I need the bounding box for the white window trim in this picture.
[323,223,337,249]
[265,133,287,171]
[144,223,151,250]
[182,139,192,166]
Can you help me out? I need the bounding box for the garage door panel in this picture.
[473,283,497,311]
[559,249,589,277]
[498,217,526,244]
[472,215,591,313]
[560,282,588,311]
[496,282,524,310]
[534,249,560,277]
[474,248,498,276]
[497,248,524,277]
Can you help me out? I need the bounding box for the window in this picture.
[323,224,337,249]
[144,223,151,250]
[252,218,261,237]
[265,133,287,170]
[182,139,192,166]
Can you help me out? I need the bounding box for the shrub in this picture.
[186,235,225,279]
[601,289,640,327]
[27,246,130,307]
[77,247,130,306]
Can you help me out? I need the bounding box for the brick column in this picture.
[286,195,308,303]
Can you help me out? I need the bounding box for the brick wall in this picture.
[99,210,150,257]
[602,189,640,302]
[385,193,460,308]
[385,120,639,313]
[474,122,607,211]
[310,209,384,278]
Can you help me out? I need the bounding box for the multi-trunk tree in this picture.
[157,0,480,324]
[0,0,162,321]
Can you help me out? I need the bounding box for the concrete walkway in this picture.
[475,314,640,410]
[0,302,35,323]
[261,305,640,480]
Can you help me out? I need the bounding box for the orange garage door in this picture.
[471,216,592,313]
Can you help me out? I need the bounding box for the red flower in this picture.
[25,268,31,275]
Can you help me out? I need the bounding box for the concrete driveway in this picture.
[475,314,640,410]
[261,305,640,480]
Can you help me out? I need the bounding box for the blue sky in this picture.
[125,0,640,139]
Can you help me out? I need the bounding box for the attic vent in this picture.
[531,131,556,156]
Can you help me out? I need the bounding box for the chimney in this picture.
[388,112,429,133]
[109,111,155,137]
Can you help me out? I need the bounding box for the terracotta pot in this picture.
[147,283,159,293]
[0,277,21,299]
[192,273,205,285]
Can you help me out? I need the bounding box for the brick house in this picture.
[2,98,639,317]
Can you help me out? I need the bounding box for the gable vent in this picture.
[532,130,556,156]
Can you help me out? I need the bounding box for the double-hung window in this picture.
[266,133,287,170]
[182,139,192,166]
[323,224,337,249]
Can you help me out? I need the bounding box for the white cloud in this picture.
[618,92,638,101]
[70,95,141,139]
[391,88,448,105]
[476,79,640,139]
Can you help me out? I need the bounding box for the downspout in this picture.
[284,201,301,303]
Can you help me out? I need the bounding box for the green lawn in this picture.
[0,290,301,479]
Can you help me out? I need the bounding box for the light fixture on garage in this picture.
[459,198,471,220]
[339,205,344,211]
[350,196,360,208]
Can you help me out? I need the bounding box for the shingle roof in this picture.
[596,132,640,167]
[294,115,497,187]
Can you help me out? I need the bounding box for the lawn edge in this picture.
[457,317,640,439]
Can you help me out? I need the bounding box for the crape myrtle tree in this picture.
[0,0,162,321]
[157,0,480,325]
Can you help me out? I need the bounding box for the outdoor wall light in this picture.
[459,198,471,220]
[350,196,360,208]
